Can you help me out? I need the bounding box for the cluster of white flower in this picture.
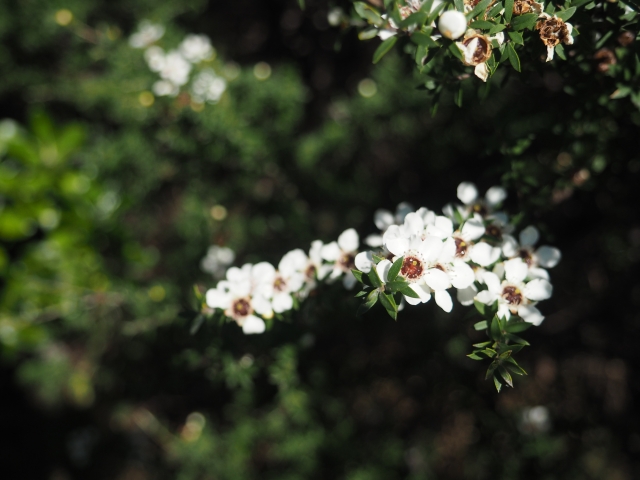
[129,21,227,103]
[203,182,560,336]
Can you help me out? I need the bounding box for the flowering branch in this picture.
[197,182,560,391]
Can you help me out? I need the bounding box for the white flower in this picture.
[205,264,273,334]
[152,80,179,97]
[475,258,553,325]
[438,11,467,40]
[321,228,360,289]
[502,226,561,280]
[444,181,508,222]
[179,34,214,63]
[365,202,414,247]
[200,245,235,279]
[129,20,165,49]
[191,69,227,104]
[144,46,166,72]
[158,50,192,87]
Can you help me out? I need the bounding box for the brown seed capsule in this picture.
[618,31,635,47]
[536,16,572,48]
[512,0,543,16]
[461,33,492,66]
[594,48,617,72]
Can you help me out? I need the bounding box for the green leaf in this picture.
[352,269,366,284]
[448,41,463,61]
[490,315,503,342]
[467,0,494,19]
[498,366,514,387]
[398,11,428,29]
[373,36,398,64]
[570,0,591,7]
[470,20,495,29]
[555,43,566,60]
[190,314,205,335]
[506,43,521,72]
[505,333,530,346]
[509,13,538,31]
[368,271,383,290]
[505,357,528,375]
[454,85,463,108]
[385,280,406,291]
[359,28,380,40]
[372,254,386,263]
[555,6,576,20]
[388,256,404,281]
[474,300,487,316]
[594,30,613,50]
[467,353,484,360]
[504,0,515,23]
[357,290,380,316]
[354,2,383,25]
[354,290,369,298]
[297,0,305,8]
[505,320,532,333]
[411,30,440,47]
[544,1,555,14]
[474,320,488,331]
[379,292,398,320]
[507,31,523,45]
[399,286,421,299]
[488,3,504,18]
[473,341,492,348]
[488,23,507,34]
[493,375,503,392]
[426,1,447,24]
[454,0,465,12]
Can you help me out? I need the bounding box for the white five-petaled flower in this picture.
[475,258,553,325]
[365,202,414,247]
[179,34,215,63]
[321,229,360,289]
[501,225,561,280]
[191,69,227,104]
[444,181,508,222]
[200,245,235,279]
[129,20,165,49]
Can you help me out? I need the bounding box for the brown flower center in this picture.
[502,286,523,305]
[518,249,534,267]
[274,276,287,292]
[232,298,252,317]
[462,35,492,66]
[338,253,356,271]
[454,237,469,257]
[472,203,488,216]
[536,17,571,48]
[305,264,316,279]
[401,256,424,280]
[486,224,502,240]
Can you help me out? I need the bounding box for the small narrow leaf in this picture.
[467,0,493,20]
[473,341,492,348]
[190,314,205,335]
[357,290,380,316]
[555,6,576,20]
[504,0,514,23]
[488,23,507,34]
[498,366,514,387]
[505,320,532,333]
[399,286,420,299]
[474,320,489,331]
[379,293,398,320]
[352,269,366,284]
[373,36,397,64]
[494,375,503,392]
[555,43,566,60]
[354,290,368,298]
[467,353,483,360]
[388,256,404,282]
[473,300,486,316]
[470,20,495,29]
[367,268,383,288]
[508,31,523,44]
[411,31,440,47]
[490,316,503,341]
[506,43,521,71]
[509,13,538,31]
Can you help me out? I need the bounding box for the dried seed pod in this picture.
[460,32,492,66]
[536,14,574,62]
[594,48,617,72]
[512,0,543,16]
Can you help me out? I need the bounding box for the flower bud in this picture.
[438,11,467,40]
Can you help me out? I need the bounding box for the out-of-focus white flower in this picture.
[191,69,227,104]
[444,181,507,222]
[179,34,214,63]
[200,245,235,279]
[438,11,467,40]
[519,406,551,434]
[152,80,179,97]
[158,50,192,87]
[129,20,165,49]
[475,258,553,325]
[321,229,360,289]
[502,226,561,279]
[327,7,345,27]
[144,46,166,72]
[366,202,414,247]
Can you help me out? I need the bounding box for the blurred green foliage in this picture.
[1,0,639,479]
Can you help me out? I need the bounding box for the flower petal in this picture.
[423,268,451,291]
[321,242,341,261]
[518,305,544,326]
[461,216,485,241]
[449,261,475,289]
[457,284,478,306]
[504,258,528,284]
[355,251,374,273]
[385,236,410,257]
[419,235,444,262]
[343,272,357,289]
[523,278,553,301]
[474,63,489,82]
[481,271,501,294]
[272,293,293,313]
[205,288,231,309]
[485,186,507,206]
[403,212,425,235]
[457,182,478,205]
[338,228,359,252]
[435,290,453,312]
[374,209,394,230]
[501,234,519,258]
[252,294,273,316]
[519,226,540,247]
[365,234,384,247]
[536,246,561,268]
[242,315,266,334]
[475,290,497,305]
[470,242,501,267]
[376,259,392,283]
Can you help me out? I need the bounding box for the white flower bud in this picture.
[438,11,467,40]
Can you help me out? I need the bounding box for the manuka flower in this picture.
[512,0,543,16]
[321,229,361,289]
[501,226,562,279]
[456,30,494,82]
[438,11,467,40]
